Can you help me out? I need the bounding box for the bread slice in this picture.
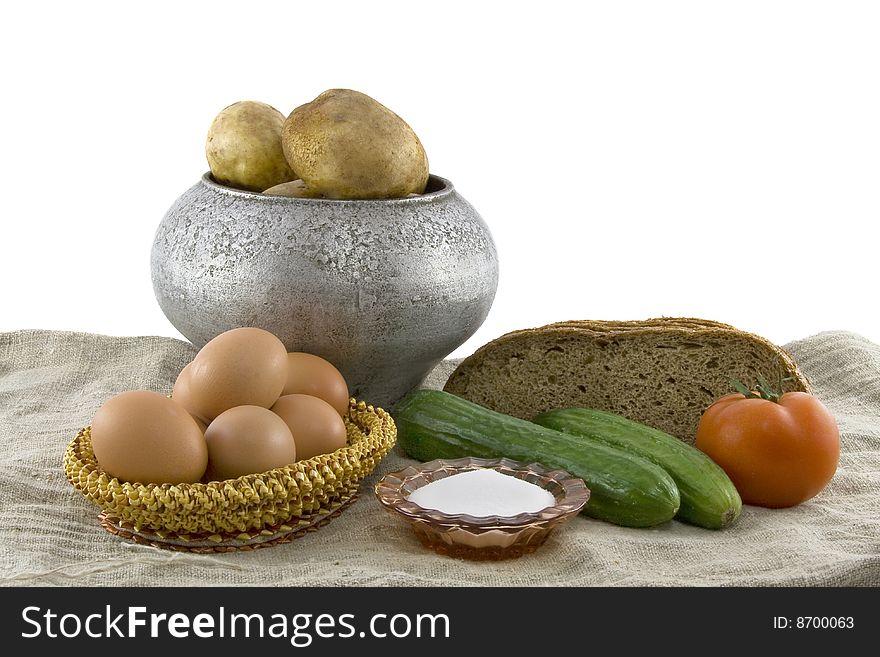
[443,318,810,444]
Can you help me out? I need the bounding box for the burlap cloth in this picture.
[1,329,877,586]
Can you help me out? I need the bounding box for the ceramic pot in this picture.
[151,173,498,407]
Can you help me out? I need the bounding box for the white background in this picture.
[2,1,878,357]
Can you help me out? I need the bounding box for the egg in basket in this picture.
[63,328,396,552]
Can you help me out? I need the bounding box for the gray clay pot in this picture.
[151,173,498,408]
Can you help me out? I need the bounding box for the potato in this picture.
[281,89,429,199]
[206,101,296,192]
[262,179,323,198]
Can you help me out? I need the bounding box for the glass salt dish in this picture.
[375,456,590,560]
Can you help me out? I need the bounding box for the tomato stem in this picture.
[729,375,790,403]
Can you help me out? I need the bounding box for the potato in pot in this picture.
[281,89,429,199]
[206,100,296,192]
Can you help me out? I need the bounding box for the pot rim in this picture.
[199,172,455,204]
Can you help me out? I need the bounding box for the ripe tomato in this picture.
[695,391,839,508]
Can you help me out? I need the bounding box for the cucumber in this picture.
[394,390,680,528]
[534,408,741,529]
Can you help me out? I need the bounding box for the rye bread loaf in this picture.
[443,318,810,444]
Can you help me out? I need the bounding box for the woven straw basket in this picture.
[64,399,396,551]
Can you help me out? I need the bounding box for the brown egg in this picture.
[271,394,348,461]
[172,362,209,425]
[192,415,208,434]
[90,390,208,484]
[187,327,288,420]
[283,352,350,416]
[204,405,297,480]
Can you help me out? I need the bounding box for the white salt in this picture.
[407,468,555,517]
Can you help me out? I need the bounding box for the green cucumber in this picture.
[394,390,680,528]
[534,408,741,529]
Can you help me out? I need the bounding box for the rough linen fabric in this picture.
[0,329,877,586]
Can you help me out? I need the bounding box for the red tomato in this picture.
[695,391,840,508]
